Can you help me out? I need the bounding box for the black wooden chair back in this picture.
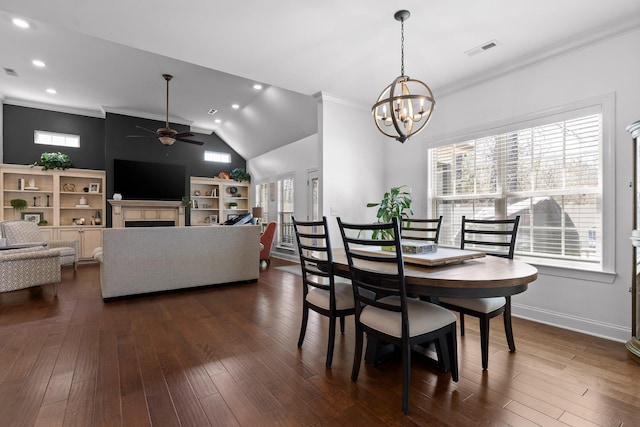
[461,215,520,258]
[401,216,443,243]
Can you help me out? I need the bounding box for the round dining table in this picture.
[331,248,538,298]
[330,247,539,365]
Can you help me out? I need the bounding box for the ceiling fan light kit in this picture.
[127,74,204,146]
[372,10,435,143]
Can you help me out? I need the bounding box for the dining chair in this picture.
[337,216,458,414]
[438,215,520,370]
[292,216,355,369]
[401,216,443,243]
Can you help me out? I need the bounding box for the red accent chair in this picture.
[260,222,277,265]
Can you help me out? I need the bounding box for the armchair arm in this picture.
[47,240,79,251]
[0,248,61,262]
[0,248,61,293]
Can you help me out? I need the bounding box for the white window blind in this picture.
[430,113,602,267]
[255,183,269,223]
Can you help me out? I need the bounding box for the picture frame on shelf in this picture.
[89,183,100,193]
[21,212,43,223]
[209,215,218,224]
[227,213,239,221]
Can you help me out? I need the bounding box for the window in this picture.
[429,108,604,270]
[204,151,231,163]
[34,130,79,148]
[277,174,295,248]
[255,182,269,224]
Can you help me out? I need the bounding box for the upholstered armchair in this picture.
[260,221,277,266]
[0,247,61,295]
[0,220,78,270]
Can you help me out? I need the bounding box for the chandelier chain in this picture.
[400,18,405,76]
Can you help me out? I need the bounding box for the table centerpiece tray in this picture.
[352,246,485,267]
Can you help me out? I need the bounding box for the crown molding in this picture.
[101,106,193,127]
[3,98,104,118]
[314,91,368,111]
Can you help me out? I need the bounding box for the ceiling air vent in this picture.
[207,108,218,115]
[4,68,18,77]
[465,39,500,57]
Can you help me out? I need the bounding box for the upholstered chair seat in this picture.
[305,277,354,311]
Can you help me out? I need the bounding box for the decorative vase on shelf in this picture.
[113,193,122,201]
[79,196,87,206]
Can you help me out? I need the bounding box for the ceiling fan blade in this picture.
[176,138,205,146]
[126,134,155,138]
[135,125,158,135]
[174,132,194,138]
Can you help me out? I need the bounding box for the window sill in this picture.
[516,257,616,284]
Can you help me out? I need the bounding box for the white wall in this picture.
[384,28,640,341]
[316,93,389,243]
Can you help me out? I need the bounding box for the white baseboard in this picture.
[512,303,631,343]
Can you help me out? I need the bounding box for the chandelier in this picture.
[372,10,435,143]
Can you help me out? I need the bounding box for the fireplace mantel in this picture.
[108,200,185,228]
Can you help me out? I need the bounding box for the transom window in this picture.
[34,130,80,148]
[429,109,603,269]
[204,151,231,163]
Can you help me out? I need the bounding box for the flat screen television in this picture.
[113,159,186,201]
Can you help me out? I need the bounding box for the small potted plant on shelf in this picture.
[30,152,72,170]
[229,202,238,209]
[230,168,251,182]
[10,198,27,212]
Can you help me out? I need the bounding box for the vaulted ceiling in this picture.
[1,1,639,159]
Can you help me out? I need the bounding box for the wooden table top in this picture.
[331,248,538,298]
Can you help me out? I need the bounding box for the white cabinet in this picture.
[58,228,103,259]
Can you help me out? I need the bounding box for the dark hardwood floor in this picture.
[0,258,638,426]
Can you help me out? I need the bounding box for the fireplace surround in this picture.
[108,200,185,228]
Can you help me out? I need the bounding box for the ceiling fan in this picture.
[127,74,204,146]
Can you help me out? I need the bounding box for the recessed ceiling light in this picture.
[231,104,240,109]
[46,88,57,94]
[214,119,222,124]
[253,84,263,90]
[12,18,29,29]
[32,59,46,68]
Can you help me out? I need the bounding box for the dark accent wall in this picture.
[3,105,105,169]
[2,105,247,226]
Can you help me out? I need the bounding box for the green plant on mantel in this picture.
[366,185,413,239]
[230,168,251,182]
[30,152,72,170]
[10,198,27,211]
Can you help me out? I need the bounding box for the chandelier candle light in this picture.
[372,10,435,143]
